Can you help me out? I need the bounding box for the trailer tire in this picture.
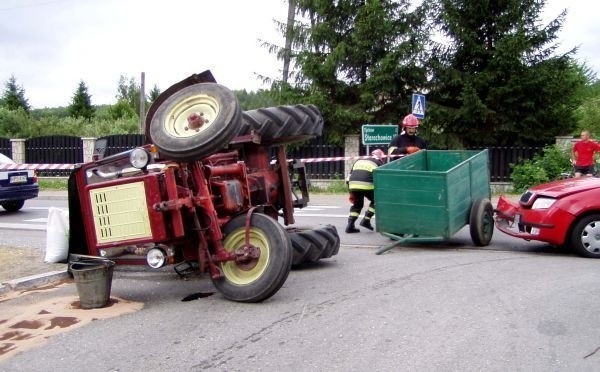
[238,104,324,143]
[288,225,340,267]
[147,83,242,161]
[469,198,494,246]
[213,213,293,302]
[569,214,600,258]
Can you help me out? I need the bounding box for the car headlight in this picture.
[129,148,150,169]
[531,197,556,209]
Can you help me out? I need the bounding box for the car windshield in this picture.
[0,153,15,164]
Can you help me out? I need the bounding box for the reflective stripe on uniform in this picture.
[348,180,374,190]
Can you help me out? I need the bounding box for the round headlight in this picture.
[130,148,150,169]
[146,248,166,269]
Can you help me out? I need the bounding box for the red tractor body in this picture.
[67,71,339,302]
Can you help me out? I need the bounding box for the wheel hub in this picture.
[581,221,600,253]
[165,95,219,138]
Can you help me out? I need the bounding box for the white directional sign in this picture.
[412,93,426,119]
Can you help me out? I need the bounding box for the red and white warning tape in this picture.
[297,154,402,163]
[0,164,75,170]
[0,154,404,171]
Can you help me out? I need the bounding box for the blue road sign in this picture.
[412,93,426,119]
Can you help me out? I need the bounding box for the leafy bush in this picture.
[510,144,571,193]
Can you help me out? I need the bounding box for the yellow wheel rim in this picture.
[164,94,220,138]
[221,227,270,285]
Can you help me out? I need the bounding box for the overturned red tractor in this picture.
[67,71,340,302]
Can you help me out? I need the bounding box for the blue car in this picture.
[0,153,39,212]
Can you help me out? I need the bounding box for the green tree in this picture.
[68,80,95,120]
[109,100,138,121]
[427,0,587,147]
[116,75,141,115]
[279,0,429,143]
[148,84,161,106]
[1,75,30,113]
[235,89,278,110]
[572,77,600,137]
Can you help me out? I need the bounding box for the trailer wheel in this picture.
[147,83,242,161]
[569,214,600,258]
[213,214,292,302]
[469,198,494,246]
[238,104,324,144]
[1,200,24,212]
[287,225,340,267]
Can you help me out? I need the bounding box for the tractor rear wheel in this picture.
[213,213,293,302]
[238,104,324,144]
[287,225,340,267]
[146,83,242,161]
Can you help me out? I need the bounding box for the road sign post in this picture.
[361,124,398,154]
[412,93,426,119]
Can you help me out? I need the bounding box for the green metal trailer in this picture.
[373,149,493,254]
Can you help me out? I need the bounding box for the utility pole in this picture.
[282,0,295,83]
[140,72,146,133]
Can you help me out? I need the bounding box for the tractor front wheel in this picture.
[146,83,242,161]
[213,213,293,302]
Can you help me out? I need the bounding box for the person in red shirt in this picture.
[571,130,600,177]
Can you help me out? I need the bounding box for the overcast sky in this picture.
[1,0,598,109]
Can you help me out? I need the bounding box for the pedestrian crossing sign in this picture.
[411,93,426,119]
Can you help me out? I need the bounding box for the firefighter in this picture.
[345,149,385,233]
[388,113,427,158]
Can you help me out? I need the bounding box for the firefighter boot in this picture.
[345,218,360,233]
[360,217,374,231]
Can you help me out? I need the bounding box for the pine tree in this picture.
[279,0,429,142]
[427,0,587,146]
[68,80,95,120]
[1,75,30,113]
[148,85,161,105]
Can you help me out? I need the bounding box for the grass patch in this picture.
[309,179,347,194]
[39,178,68,190]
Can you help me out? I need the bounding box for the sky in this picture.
[0,0,599,109]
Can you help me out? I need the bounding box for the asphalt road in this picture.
[1,192,599,370]
[1,245,600,371]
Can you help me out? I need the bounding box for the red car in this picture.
[495,177,600,258]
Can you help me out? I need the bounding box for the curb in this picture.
[0,270,70,296]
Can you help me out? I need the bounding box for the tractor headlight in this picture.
[130,148,150,169]
[531,197,556,210]
[146,247,167,269]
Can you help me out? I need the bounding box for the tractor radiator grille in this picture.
[90,181,152,244]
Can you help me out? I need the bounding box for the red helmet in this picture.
[402,114,419,128]
[371,149,385,160]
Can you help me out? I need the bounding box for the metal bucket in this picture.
[70,258,115,309]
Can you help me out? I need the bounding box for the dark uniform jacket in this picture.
[388,133,427,155]
[348,158,383,190]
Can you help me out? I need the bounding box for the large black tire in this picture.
[238,104,324,144]
[569,214,600,258]
[2,200,25,212]
[146,83,242,161]
[469,198,494,246]
[287,225,340,266]
[212,214,293,302]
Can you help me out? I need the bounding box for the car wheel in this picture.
[570,214,600,258]
[212,213,293,302]
[2,200,25,212]
[469,198,494,246]
[146,83,242,161]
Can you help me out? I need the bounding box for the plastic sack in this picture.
[44,207,70,263]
